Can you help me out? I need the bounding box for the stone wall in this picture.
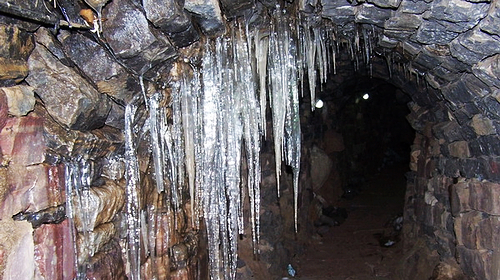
[0,0,499,279]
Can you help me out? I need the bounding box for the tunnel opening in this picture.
[0,1,499,280]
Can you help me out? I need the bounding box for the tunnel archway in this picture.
[0,0,499,279]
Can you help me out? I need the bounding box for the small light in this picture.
[315,99,324,109]
[362,93,370,100]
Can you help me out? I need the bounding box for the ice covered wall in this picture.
[0,0,499,279]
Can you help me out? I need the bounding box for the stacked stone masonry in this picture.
[0,0,499,279]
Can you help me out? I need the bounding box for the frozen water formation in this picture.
[65,6,342,280]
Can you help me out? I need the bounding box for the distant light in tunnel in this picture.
[362,93,370,100]
[315,99,324,109]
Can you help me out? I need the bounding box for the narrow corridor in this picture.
[296,164,408,280]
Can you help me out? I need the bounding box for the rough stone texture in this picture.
[143,0,199,47]
[185,0,227,36]
[0,24,34,85]
[456,246,500,280]
[355,3,392,27]
[471,114,495,136]
[103,0,177,74]
[26,42,111,131]
[0,116,46,166]
[0,219,34,280]
[33,220,76,280]
[73,180,125,232]
[1,163,65,218]
[0,85,35,116]
[412,20,459,44]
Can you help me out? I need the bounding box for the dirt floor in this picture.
[294,164,408,280]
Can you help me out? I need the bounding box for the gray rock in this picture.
[449,39,484,65]
[425,0,489,24]
[411,20,458,44]
[399,0,430,14]
[321,0,355,25]
[383,29,414,41]
[479,1,500,36]
[26,43,111,131]
[142,0,199,47]
[103,0,177,74]
[384,13,421,30]
[457,30,500,60]
[0,85,35,116]
[185,0,226,37]
[143,0,191,33]
[354,3,392,27]
[219,0,255,17]
[472,55,500,88]
[367,0,401,8]
[58,31,125,85]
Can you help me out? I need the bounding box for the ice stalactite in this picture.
[124,94,143,280]
[65,158,93,280]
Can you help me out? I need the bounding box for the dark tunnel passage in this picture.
[295,76,416,279]
[1,0,500,279]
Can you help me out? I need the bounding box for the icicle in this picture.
[171,81,185,213]
[64,163,79,278]
[179,67,198,228]
[148,92,164,193]
[124,94,143,280]
[255,29,269,138]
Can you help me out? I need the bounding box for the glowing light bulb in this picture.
[362,93,370,100]
[315,99,324,109]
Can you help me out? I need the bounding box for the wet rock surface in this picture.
[0,0,499,279]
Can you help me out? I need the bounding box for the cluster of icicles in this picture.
[63,7,378,280]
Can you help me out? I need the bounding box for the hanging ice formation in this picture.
[63,5,342,280]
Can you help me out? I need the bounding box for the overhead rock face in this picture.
[0,0,498,279]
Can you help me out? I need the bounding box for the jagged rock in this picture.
[143,0,191,32]
[103,0,177,74]
[367,0,401,8]
[219,0,255,17]
[0,116,46,166]
[456,30,500,60]
[34,28,73,67]
[0,85,35,116]
[456,246,498,280]
[12,204,66,228]
[0,219,34,280]
[185,0,226,36]
[143,0,199,47]
[469,135,500,157]
[26,42,111,131]
[399,0,430,14]
[73,179,125,232]
[354,3,392,27]
[411,20,458,44]
[447,141,470,158]
[321,0,355,26]
[449,38,485,65]
[479,1,500,36]
[33,220,76,280]
[0,24,34,85]
[384,13,421,31]
[471,114,495,136]
[472,55,500,88]
[424,0,489,28]
[0,163,65,218]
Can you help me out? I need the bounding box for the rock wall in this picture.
[0,0,499,279]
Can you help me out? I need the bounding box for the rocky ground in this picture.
[295,164,408,280]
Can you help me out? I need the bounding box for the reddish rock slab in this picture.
[0,116,46,166]
[34,219,76,280]
[0,218,34,279]
[86,240,126,280]
[0,163,65,218]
